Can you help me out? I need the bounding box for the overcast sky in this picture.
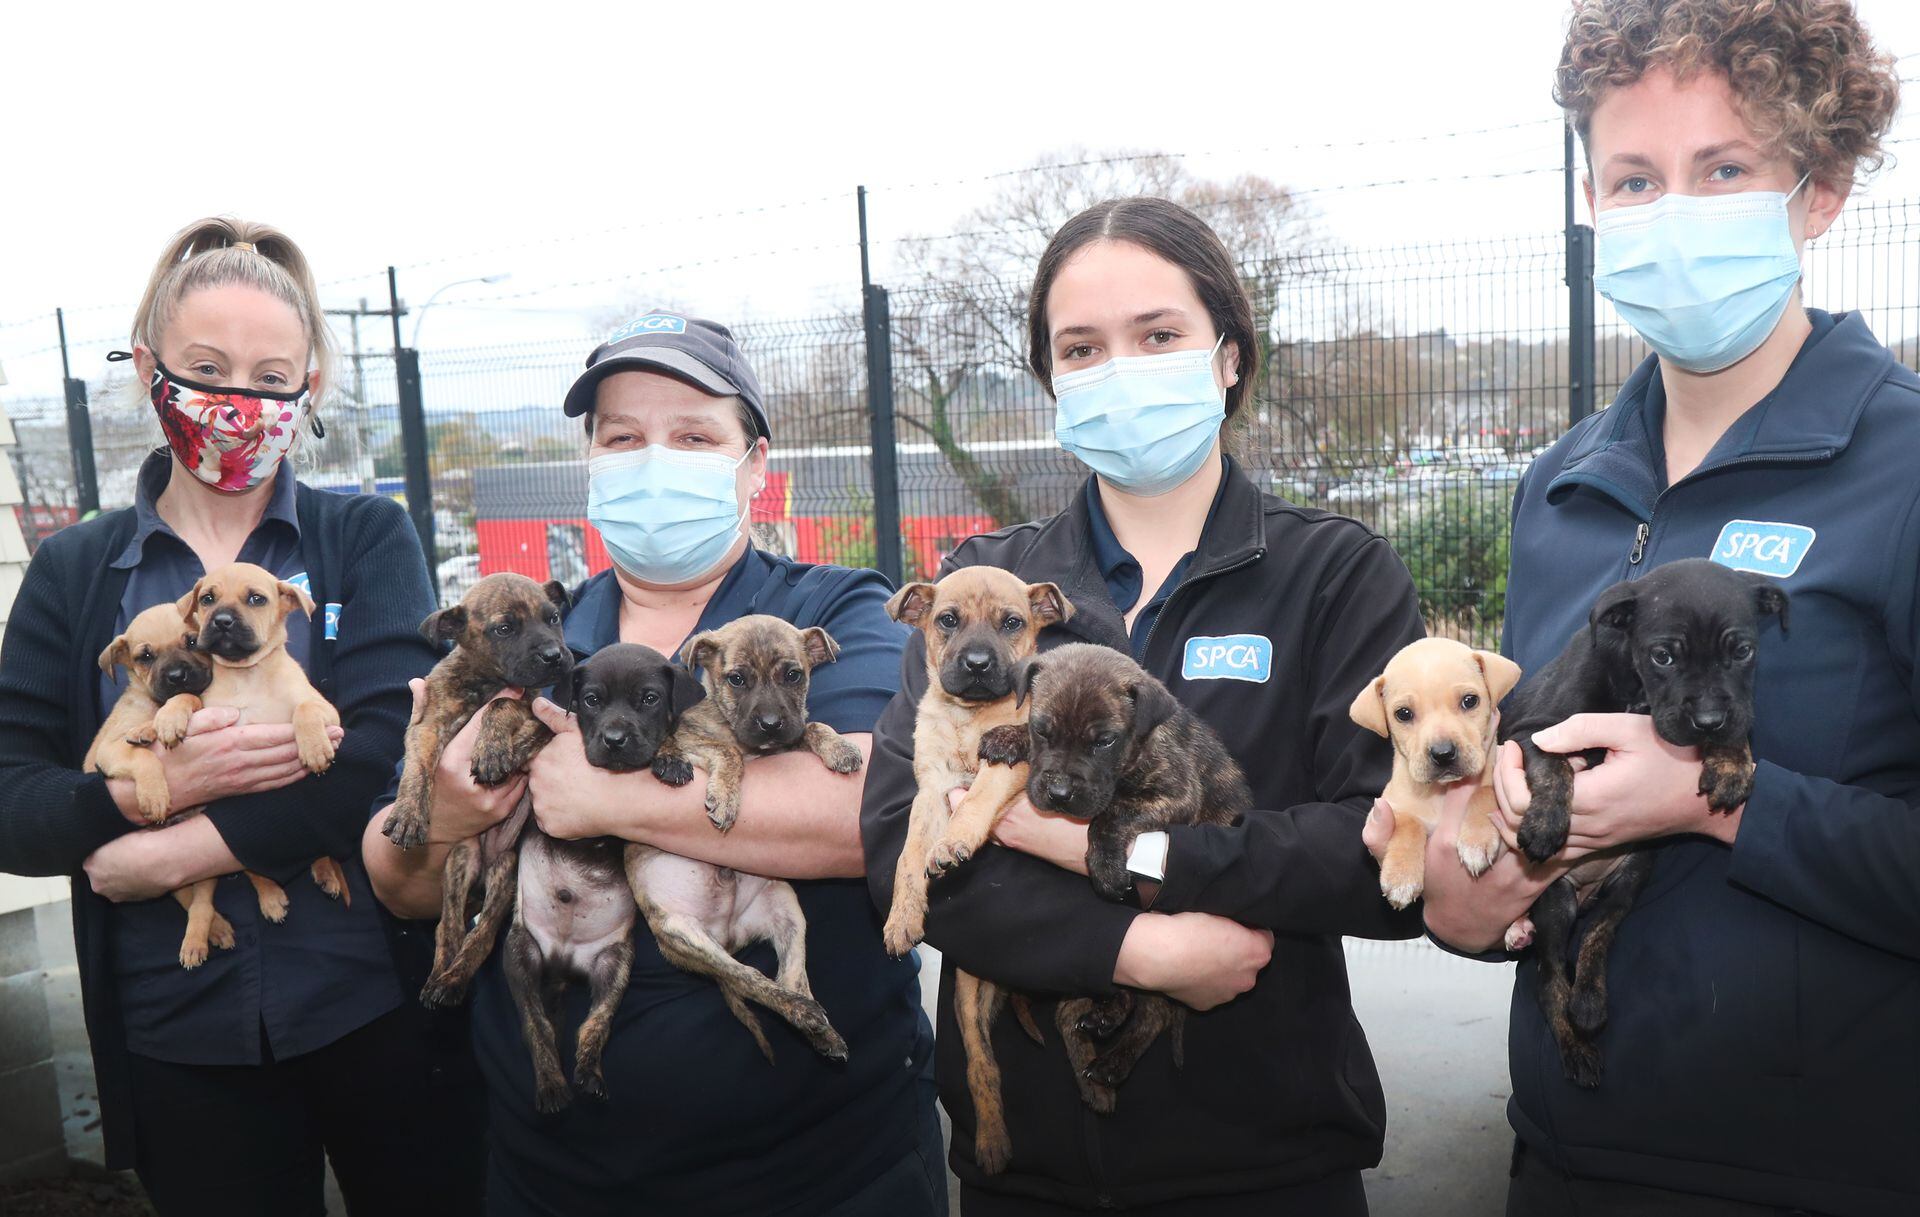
[6,0,1920,405]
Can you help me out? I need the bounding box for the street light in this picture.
[410,273,510,347]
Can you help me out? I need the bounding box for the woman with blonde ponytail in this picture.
[0,217,485,1215]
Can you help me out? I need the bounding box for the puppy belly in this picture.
[629,849,743,942]
[518,834,635,973]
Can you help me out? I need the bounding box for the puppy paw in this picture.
[1561,1039,1603,1090]
[975,1128,1013,1175]
[1078,995,1133,1040]
[1502,918,1535,952]
[468,742,518,788]
[208,914,236,952]
[924,836,973,877]
[705,788,741,833]
[255,886,289,925]
[881,911,923,959]
[976,724,1029,768]
[179,938,210,970]
[419,974,469,1010]
[1514,812,1567,864]
[574,1066,608,1101]
[135,779,173,825]
[1074,1075,1118,1115]
[1455,836,1501,878]
[1380,877,1425,910]
[1569,985,1610,1039]
[651,753,695,787]
[533,1077,573,1115]
[1087,859,1133,904]
[1698,759,1754,814]
[818,734,864,775]
[381,807,429,851]
[153,705,193,748]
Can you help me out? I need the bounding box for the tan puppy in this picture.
[880,567,1071,958]
[86,604,237,967]
[178,562,348,920]
[1349,638,1521,908]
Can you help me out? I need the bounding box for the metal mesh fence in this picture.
[7,196,1917,645]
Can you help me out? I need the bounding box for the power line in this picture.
[426,241,860,309]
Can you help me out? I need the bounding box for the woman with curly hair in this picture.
[1393,2,1916,1214]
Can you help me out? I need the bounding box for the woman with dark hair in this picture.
[862,196,1427,1215]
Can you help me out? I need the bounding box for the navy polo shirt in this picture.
[1084,462,1229,659]
[473,546,935,1215]
[100,451,398,1066]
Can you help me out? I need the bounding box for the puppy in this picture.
[501,644,700,1112]
[86,604,235,968]
[879,567,1072,958]
[178,563,349,926]
[1350,638,1522,908]
[407,574,573,1012]
[955,643,1248,1173]
[1502,558,1787,1087]
[641,615,858,1064]
[383,572,572,853]
[648,614,864,832]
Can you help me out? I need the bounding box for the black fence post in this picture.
[55,308,99,517]
[388,267,439,590]
[1565,126,1597,425]
[862,284,903,587]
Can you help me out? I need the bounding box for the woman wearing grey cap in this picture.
[366,313,943,1217]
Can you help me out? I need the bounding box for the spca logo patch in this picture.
[1710,520,1815,579]
[1181,634,1273,683]
[606,314,687,343]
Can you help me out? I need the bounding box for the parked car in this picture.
[437,553,482,604]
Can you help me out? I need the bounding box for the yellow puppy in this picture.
[1350,638,1521,908]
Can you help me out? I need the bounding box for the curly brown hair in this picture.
[1555,0,1901,185]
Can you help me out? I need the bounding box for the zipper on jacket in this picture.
[1628,522,1649,566]
[1139,547,1268,665]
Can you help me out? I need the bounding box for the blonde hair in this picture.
[131,216,337,412]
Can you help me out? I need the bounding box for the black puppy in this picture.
[1502,558,1788,1087]
[503,643,704,1112]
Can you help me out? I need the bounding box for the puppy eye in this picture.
[641,691,659,706]
[1731,641,1755,662]
[936,610,960,631]
[494,622,515,638]
[1393,707,1414,723]
[200,592,216,605]
[546,611,561,626]
[782,667,803,684]
[247,593,268,607]
[1093,732,1119,749]
[726,671,747,688]
[1001,615,1025,633]
[136,652,153,665]
[1460,693,1479,711]
[1650,646,1675,667]
[580,691,601,708]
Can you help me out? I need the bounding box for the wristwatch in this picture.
[1126,831,1170,909]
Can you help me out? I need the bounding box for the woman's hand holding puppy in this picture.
[1114,913,1274,1011]
[974,789,1091,876]
[107,705,342,826]
[419,682,528,845]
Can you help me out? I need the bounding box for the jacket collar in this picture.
[563,545,761,660]
[1549,310,1888,515]
[1011,456,1268,648]
[110,448,301,571]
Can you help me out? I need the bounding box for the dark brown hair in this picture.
[1555,0,1900,186]
[1025,196,1260,422]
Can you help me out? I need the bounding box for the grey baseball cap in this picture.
[563,311,769,439]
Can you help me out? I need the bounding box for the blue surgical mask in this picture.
[1594,177,1809,373]
[1052,337,1226,496]
[587,445,751,584]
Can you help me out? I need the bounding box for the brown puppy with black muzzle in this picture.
[641,614,859,1065]
[86,603,237,968]
[179,563,350,925]
[955,643,1248,1173]
[647,614,864,832]
[1350,637,1522,910]
[879,567,1072,959]
[398,573,573,1012]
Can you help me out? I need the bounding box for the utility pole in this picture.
[323,299,378,493]
[1564,124,1596,426]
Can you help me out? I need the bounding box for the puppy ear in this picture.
[680,631,723,673]
[1013,656,1043,709]
[1589,582,1638,641]
[543,580,572,610]
[98,635,130,676]
[668,665,707,718]
[1127,677,1180,747]
[419,604,466,646]
[278,580,317,620]
[1026,582,1073,626]
[1473,651,1523,705]
[174,580,205,628]
[1347,675,1390,738]
[1750,576,1790,635]
[799,627,840,669]
[568,667,588,714]
[885,582,935,626]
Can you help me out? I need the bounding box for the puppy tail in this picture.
[721,988,775,1065]
[1010,994,1044,1046]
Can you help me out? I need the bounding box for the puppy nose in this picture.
[209,609,237,631]
[755,713,785,735]
[600,726,629,748]
[961,648,993,674]
[1689,707,1728,731]
[537,646,565,669]
[1428,740,1458,766]
[1044,775,1073,803]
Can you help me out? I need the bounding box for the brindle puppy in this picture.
[956,643,1249,1173]
[504,643,702,1112]
[642,615,859,1063]
[648,614,864,832]
[87,603,234,968]
[404,575,572,1011]
[879,567,1072,958]
[1503,558,1787,1087]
